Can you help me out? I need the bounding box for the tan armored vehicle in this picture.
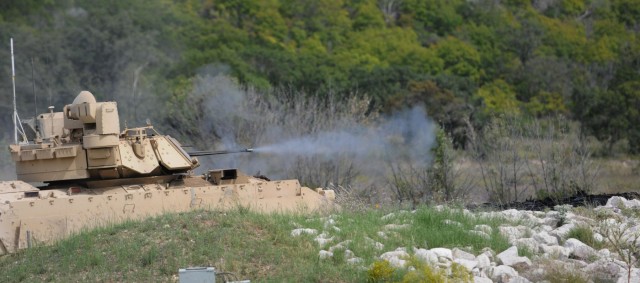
[0,91,334,255]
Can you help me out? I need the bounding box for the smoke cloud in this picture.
[186,72,437,191]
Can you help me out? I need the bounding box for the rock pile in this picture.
[291,196,640,282]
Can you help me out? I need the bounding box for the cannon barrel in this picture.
[187,148,253,157]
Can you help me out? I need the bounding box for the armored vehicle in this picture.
[0,91,334,255]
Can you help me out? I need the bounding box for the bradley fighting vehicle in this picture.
[0,90,335,255]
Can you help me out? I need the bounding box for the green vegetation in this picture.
[566,225,603,249]
[368,257,473,283]
[1,0,640,152]
[0,206,510,282]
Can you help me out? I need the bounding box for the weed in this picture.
[566,225,603,249]
[600,220,640,283]
[368,260,396,282]
[517,246,536,259]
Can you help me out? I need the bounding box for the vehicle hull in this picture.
[0,177,334,255]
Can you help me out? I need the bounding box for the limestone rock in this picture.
[475,224,493,234]
[454,258,478,271]
[539,244,570,259]
[515,238,538,254]
[549,223,575,240]
[453,248,476,260]
[291,228,317,236]
[585,259,621,282]
[414,248,438,265]
[500,225,531,244]
[380,248,409,268]
[431,248,453,260]
[533,231,558,246]
[476,253,491,269]
[443,219,464,227]
[488,265,518,283]
[497,246,532,269]
[474,276,493,283]
[319,250,333,259]
[563,238,596,260]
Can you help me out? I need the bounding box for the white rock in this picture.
[315,238,333,248]
[530,268,546,278]
[515,238,538,254]
[497,246,532,269]
[381,212,396,221]
[344,249,355,259]
[539,244,570,259]
[598,248,612,259]
[533,231,559,246]
[463,209,476,219]
[436,260,452,269]
[470,230,491,240]
[454,258,478,271]
[476,254,491,269]
[443,219,463,227]
[376,231,387,239]
[488,265,518,283]
[499,225,531,244]
[585,259,621,282]
[291,228,317,237]
[323,218,336,228]
[564,238,596,260]
[414,248,438,265]
[607,196,627,208]
[502,209,523,220]
[380,249,409,268]
[474,276,493,283]
[453,248,476,260]
[347,257,363,265]
[380,248,409,267]
[475,224,493,234]
[508,275,532,283]
[472,267,481,276]
[567,258,588,268]
[549,223,575,240]
[617,267,640,283]
[542,216,560,227]
[538,225,554,233]
[328,240,352,252]
[480,248,495,261]
[593,232,604,243]
[387,257,406,268]
[314,233,334,248]
[533,211,547,218]
[627,199,640,208]
[319,250,333,259]
[384,223,410,230]
[431,248,453,260]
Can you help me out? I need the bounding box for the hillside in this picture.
[2,197,640,282]
[1,0,639,152]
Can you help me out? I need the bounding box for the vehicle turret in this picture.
[8,91,200,186]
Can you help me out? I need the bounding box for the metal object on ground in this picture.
[0,91,335,255]
[179,267,216,283]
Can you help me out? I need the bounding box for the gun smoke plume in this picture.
[185,71,437,192]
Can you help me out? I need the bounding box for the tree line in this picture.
[1,0,639,154]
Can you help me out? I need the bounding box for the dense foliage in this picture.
[1,0,639,152]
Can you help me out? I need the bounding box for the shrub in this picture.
[368,260,396,282]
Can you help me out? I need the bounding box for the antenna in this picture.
[31,57,37,117]
[11,38,28,145]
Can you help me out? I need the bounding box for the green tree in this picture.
[477,79,520,116]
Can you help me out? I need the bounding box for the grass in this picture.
[0,206,511,282]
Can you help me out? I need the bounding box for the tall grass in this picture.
[0,206,511,282]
